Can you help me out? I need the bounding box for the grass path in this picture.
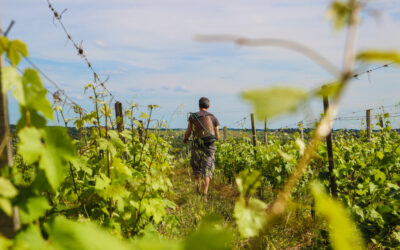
[166,166,238,237]
[161,164,320,249]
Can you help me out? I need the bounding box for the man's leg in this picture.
[203,176,210,195]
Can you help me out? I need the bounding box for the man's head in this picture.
[199,97,210,109]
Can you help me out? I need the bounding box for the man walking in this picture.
[183,97,220,200]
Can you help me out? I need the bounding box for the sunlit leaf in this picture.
[47,216,130,250]
[185,214,233,250]
[356,50,400,64]
[40,127,76,189]
[7,39,28,66]
[0,178,16,215]
[315,82,341,97]
[18,127,76,190]
[141,198,167,224]
[234,197,267,238]
[0,235,12,250]
[18,196,51,224]
[0,177,18,198]
[16,107,47,130]
[22,69,53,120]
[326,1,351,30]
[0,37,10,55]
[140,112,150,119]
[0,198,13,216]
[311,182,365,250]
[242,87,308,120]
[17,127,43,164]
[1,66,21,95]
[15,224,47,250]
[2,67,53,120]
[236,169,261,197]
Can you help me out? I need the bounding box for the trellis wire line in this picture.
[1,19,88,115]
[353,62,395,79]
[4,57,86,115]
[22,57,88,113]
[46,0,116,100]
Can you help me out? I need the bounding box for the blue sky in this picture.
[2,0,400,129]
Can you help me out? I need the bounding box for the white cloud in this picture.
[95,40,106,48]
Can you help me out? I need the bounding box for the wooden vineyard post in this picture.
[115,101,128,160]
[0,22,14,175]
[264,119,268,145]
[379,116,384,128]
[300,120,304,142]
[231,143,236,185]
[323,95,338,197]
[0,20,20,238]
[250,113,257,156]
[138,120,144,142]
[366,109,371,141]
[250,113,263,199]
[115,101,124,134]
[223,126,227,141]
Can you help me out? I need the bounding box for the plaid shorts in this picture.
[190,140,215,179]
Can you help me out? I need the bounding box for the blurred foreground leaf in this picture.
[242,87,308,120]
[0,177,18,216]
[326,1,352,30]
[15,224,47,250]
[47,217,130,250]
[316,82,341,98]
[311,182,365,250]
[356,51,400,64]
[18,196,51,224]
[236,169,261,197]
[234,197,267,238]
[185,214,233,250]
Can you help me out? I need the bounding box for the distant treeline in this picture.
[10,124,399,139]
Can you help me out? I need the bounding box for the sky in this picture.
[1,0,400,129]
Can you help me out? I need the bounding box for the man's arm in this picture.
[214,126,220,140]
[183,120,192,143]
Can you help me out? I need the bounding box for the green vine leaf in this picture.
[18,196,51,224]
[0,178,17,216]
[15,224,47,250]
[0,177,18,198]
[311,182,365,250]
[6,39,28,66]
[0,37,10,55]
[22,69,53,120]
[234,197,267,238]
[18,127,76,190]
[1,66,21,95]
[40,127,76,189]
[242,87,309,120]
[0,198,13,216]
[236,169,261,197]
[2,67,53,120]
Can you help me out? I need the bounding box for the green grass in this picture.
[161,160,328,249]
